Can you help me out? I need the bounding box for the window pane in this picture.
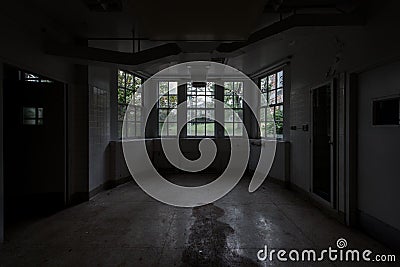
[266,121,275,136]
[187,122,195,136]
[196,123,205,136]
[136,123,142,136]
[235,110,243,122]
[168,109,177,122]
[118,88,125,104]
[276,121,283,135]
[168,123,177,136]
[224,82,233,94]
[234,123,243,136]
[134,93,142,105]
[159,96,169,108]
[126,89,133,104]
[118,105,126,121]
[159,82,168,95]
[224,96,233,108]
[169,82,178,94]
[205,123,214,136]
[225,109,233,122]
[187,96,196,108]
[169,95,177,107]
[260,122,266,137]
[269,90,276,105]
[234,95,242,108]
[188,109,196,121]
[135,77,142,91]
[206,110,214,121]
[37,108,44,118]
[277,88,283,104]
[126,122,135,137]
[197,109,205,121]
[260,93,268,106]
[37,119,44,125]
[268,74,276,90]
[159,109,168,123]
[275,106,283,122]
[23,107,36,119]
[197,96,205,108]
[224,123,234,136]
[126,108,136,121]
[206,96,214,108]
[235,82,243,95]
[136,108,142,121]
[23,119,36,125]
[126,73,134,89]
[159,123,167,136]
[260,77,268,92]
[118,70,125,86]
[277,70,283,88]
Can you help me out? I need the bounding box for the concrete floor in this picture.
[0,175,396,266]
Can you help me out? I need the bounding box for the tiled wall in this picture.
[89,73,111,191]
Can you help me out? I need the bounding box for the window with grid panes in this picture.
[224,82,244,136]
[158,81,178,136]
[260,70,284,138]
[187,82,215,137]
[118,70,143,138]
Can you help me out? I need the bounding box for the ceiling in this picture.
[22,0,367,75]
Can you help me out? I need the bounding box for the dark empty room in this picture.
[0,0,399,266]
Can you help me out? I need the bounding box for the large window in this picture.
[260,70,284,138]
[187,82,215,137]
[158,81,178,136]
[224,81,244,136]
[118,70,142,138]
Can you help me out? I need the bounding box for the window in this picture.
[158,81,178,136]
[187,82,215,137]
[260,70,284,138]
[23,107,44,125]
[118,69,143,138]
[224,82,244,136]
[19,71,52,83]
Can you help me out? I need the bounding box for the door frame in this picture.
[310,79,337,209]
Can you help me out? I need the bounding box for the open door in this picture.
[3,66,67,223]
[311,82,336,205]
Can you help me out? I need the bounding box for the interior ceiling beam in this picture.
[45,43,182,65]
[216,13,365,53]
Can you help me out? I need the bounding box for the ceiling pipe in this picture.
[45,42,182,65]
[216,13,365,53]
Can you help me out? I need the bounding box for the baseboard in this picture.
[89,176,131,198]
[357,210,400,250]
[288,182,345,223]
[267,175,290,188]
[69,192,89,206]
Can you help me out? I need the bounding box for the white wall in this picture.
[358,62,400,230]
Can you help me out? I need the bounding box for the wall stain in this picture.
[181,204,259,267]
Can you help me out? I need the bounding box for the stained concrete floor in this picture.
[0,175,397,266]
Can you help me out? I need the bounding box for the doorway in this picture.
[3,65,67,223]
[311,82,336,204]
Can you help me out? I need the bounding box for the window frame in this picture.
[223,81,244,137]
[186,82,216,137]
[117,69,144,139]
[259,69,284,139]
[158,81,178,137]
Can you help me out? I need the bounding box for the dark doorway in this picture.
[311,83,335,203]
[3,65,67,224]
